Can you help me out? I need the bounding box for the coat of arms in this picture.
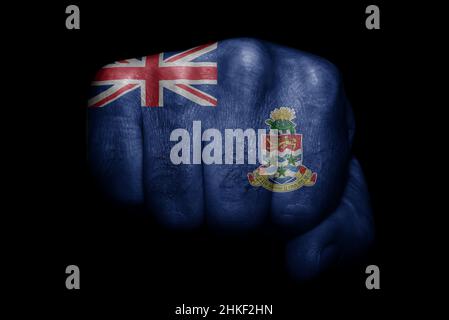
[247,107,317,192]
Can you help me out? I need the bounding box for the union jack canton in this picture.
[88,42,218,108]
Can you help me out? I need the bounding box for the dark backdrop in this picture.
[11,0,423,318]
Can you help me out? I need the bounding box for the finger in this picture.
[268,54,352,233]
[88,80,144,205]
[142,106,206,229]
[285,157,375,280]
[203,38,273,230]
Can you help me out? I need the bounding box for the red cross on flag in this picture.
[88,42,218,108]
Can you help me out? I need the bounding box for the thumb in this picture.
[286,157,375,280]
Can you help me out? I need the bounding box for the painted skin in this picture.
[88,38,374,280]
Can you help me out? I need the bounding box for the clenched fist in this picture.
[88,38,374,280]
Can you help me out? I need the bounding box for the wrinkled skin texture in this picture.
[88,38,374,280]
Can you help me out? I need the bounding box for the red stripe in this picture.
[159,66,217,81]
[95,65,216,82]
[94,67,149,81]
[175,84,217,106]
[165,43,215,63]
[90,83,138,108]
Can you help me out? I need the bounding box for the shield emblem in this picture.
[248,107,317,192]
[260,133,303,185]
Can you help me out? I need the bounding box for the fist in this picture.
[88,38,374,280]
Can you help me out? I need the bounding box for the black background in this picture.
[8,0,432,318]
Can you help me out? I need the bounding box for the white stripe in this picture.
[162,42,217,65]
[88,80,142,107]
[168,79,217,85]
[162,82,216,106]
[103,58,146,68]
[159,53,217,67]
